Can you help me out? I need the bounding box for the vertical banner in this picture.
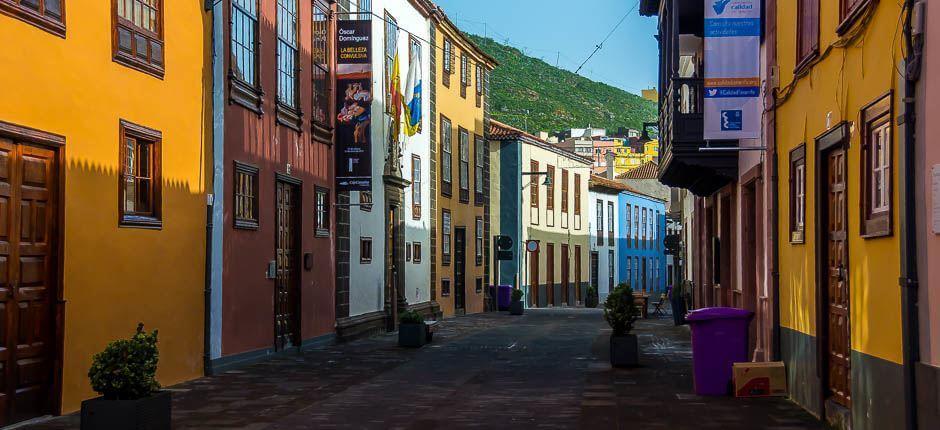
[336,18,373,191]
[704,0,761,140]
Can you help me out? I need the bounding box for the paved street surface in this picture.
[28,309,822,429]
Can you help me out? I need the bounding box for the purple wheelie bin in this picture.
[497,285,512,311]
[685,307,754,396]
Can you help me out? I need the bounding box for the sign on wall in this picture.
[336,19,373,191]
[703,0,761,140]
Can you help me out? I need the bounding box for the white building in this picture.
[588,176,626,302]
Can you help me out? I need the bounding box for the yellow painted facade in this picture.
[776,0,903,365]
[0,2,210,414]
[432,13,496,317]
[613,139,659,176]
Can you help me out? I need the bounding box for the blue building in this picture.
[617,190,667,294]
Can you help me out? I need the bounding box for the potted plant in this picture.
[509,288,525,315]
[81,323,169,430]
[604,283,641,367]
[398,310,427,348]
[585,285,599,308]
[670,281,689,326]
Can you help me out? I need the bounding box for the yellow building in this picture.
[428,5,497,317]
[776,1,909,428]
[0,1,209,422]
[642,87,659,103]
[613,139,659,176]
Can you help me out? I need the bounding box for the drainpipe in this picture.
[900,1,923,428]
[770,143,781,361]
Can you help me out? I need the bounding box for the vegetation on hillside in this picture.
[467,34,657,134]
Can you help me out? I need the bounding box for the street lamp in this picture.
[521,171,553,187]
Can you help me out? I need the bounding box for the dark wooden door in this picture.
[561,244,569,305]
[274,180,300,351]
[529,247,539,307]
[454,228,466,312]
[546,243,555,306]
[574,245,582,303]
[590,251,599,292]
[825,148,851,408]
[0,139,58,425]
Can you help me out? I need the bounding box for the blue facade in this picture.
[617,192,667,294]
[497,140,522,287]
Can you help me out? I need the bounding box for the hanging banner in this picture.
[703,0,761,140]
[336,18,373,191]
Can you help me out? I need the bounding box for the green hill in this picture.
[466,34,657,134]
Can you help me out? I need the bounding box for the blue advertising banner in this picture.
[704,0,761,140]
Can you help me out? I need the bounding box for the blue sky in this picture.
[432,0,659,95]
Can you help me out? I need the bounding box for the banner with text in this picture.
[336,18,373,191]
[704,0,761,140]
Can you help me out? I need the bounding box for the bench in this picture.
[425,320,439,343]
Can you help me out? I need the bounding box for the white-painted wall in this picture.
[589,189,619,302]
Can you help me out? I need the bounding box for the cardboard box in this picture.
[732,361,787,398]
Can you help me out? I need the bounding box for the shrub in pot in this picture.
[604,284,641,367]
[398,310,427,348]
[670,282,689,326]
[585,285,599,308]
[509,288,525,315]
[81,323,170,430]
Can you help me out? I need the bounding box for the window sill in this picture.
[120,215,163,230]
[360,259,372,264]
[277,104,303,132]
[234,219,260,230]
[836,0,877,36]
[312,121,334,144]
[0,4,65,38]
[861,216,892,239]
[230,78,264,115]
[794,51,819,76]
[114,53,164,79]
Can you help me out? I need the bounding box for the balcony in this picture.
[642,0,738,196]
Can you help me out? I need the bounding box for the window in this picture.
[654,210,660,249]
[790,145,806,243]
[596,200,604,245]
[574,174,581,216]
[626,258,632,288]
[607,201,615,246]
[474,135,484,205]
[475,217,483,266]
[442,38,453,88]
[796,0,819,69]
[642,208,648,249]
[441,116,453,196]
[561,169,569,214]
[312,1,331,130]
[546,165,555,210]
[861,93,892,237]
[119,120,162,228]
[442,210,452,265]
[0,0,64,36]
[476,277,483,293]
[626,205,632,248]
[384,13,398,114]
[459,127,470,202]
[231,0,260,108]
[412,155,422,219]
[475,63,484,108]
[839,0,873,33]
[530,160,539,208]
[460,54,469,98]
[360,237,373,263]
[413,242,422,263]
[406,242,411,262]
[316,187,329,236]
[114,0,164,77]
[441,278,451,297]
[608,250,615,292]
[634,209,639,248]
[277,0,299,112]
[234,161,259,230]
[360,190,373,212]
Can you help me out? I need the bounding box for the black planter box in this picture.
[398,322,427,347]
[80,390,171,430]
[509,300,524,315]
[610,334,639,368]
[671,296,687,326]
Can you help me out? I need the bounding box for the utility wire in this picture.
[575,0,640,74]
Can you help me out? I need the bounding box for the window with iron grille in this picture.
[234,161,259,230]
[474,134,484,205]
[442,210,452,265]
[441,115,453,196]
[119,120,162,228]
[114,0,164,77]
[316,187,330,237]
[0,0,64,36]
[442,38,453,87]
[459,127,470,202]
[460,54,469,98]
[312,1,332,130]
[277,0,299,111]
[475,63,484,107]
[412,155,422,219]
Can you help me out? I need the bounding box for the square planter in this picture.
[398,322,427,348]
[509,300,524,315]
[610,334,639,368]
[80,390,171,430]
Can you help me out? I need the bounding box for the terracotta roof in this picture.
[488,120,593,165]
[616,160,659,180]
[589,175,639,193]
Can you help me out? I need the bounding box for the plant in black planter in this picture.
[670,281,690,326]
[81,323,170,430]
[509,288,525,315]
[585,285,599,308]
[604,284,641,367]
[398,310,427,348]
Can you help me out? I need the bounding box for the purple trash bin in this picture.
[685,307,754,396]
[497,285,512,311]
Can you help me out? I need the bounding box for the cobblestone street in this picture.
[28,309,822,429]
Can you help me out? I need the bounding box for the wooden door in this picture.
[590,252,599,292]
[454,228,466,313]
[274,180,300,351]
[0,139,58,425]
[546,243,555,306]
[561,244,569,305]
[825,148,851,408]
[575,245,582,303]
[529,248,539,307]
[385,206,400,330]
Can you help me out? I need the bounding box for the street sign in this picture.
[496,235,513,251]
[525,240,539,253]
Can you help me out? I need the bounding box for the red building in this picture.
[207,0,337,371]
